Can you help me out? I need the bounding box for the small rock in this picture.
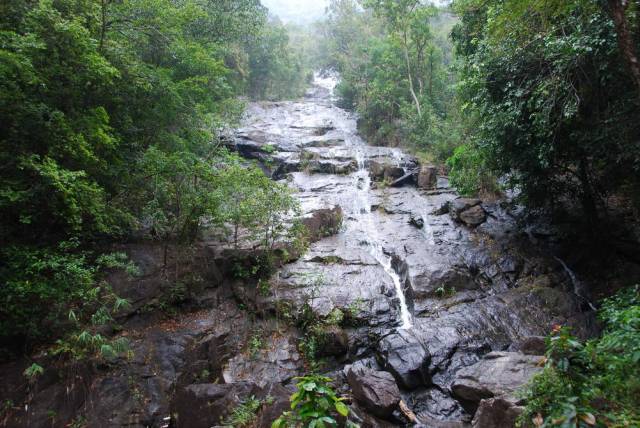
[431,201,450,216]
[459,205,487,227]
[519,336,546,356]
[472,397,524,428]
[409,214,424,229]
[347,367,401,418]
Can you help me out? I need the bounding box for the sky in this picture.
[261,0,451,25]
[261,0,331,24]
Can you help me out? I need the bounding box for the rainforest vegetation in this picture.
[1,0,640,427]
[0,0,308,350]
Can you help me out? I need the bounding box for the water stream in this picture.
[314,72,413,329]
[554,256,597,311]
[353,148,413,329]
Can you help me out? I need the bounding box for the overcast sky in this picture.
[261,0,330,24]
[261,0,451,24]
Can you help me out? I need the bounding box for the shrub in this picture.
[519,286,640,428]
[0,241,133,351]
[446,143,498,197]
[272,375,356,428]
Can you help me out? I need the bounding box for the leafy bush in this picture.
[226,395,265,427]
[519,286,640,428]
[0,241,133,349]
[446,143,498,197]
[272,375,356,428]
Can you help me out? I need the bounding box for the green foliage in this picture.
[321,0,460,160]
[245,20,310,100]
[0,0,307,349]
[451,0,640,221]
[446,143,498,197]
[23,363,44,380]
[248,331,265,358]
[272,375,356,428]
[435,286,457,298]
[0,241,132,344]
[519,286,640,427]
[226,395,264,427]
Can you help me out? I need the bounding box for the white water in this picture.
[306,73,413,329]
[352,147,413,329]
[554,256,597,311]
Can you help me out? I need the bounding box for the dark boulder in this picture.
[378,330,431,389]
[409,213,424,229]
[518,336,546,356]
[472,397,524,428]
[318,325,349,357]
[347,367,401,418]
[417,165,438,190]
[302,206,343,242]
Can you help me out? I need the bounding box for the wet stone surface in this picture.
[0,75,599,427]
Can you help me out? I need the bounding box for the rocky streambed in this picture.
[0,75,598,428]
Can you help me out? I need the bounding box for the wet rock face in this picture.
[172,382,260,428]
[378,330,431,389]
[451,351,543,411]
[347,366,401,418]
[171,382,291,428]
[369,160,405,182]
[0,76,601,428]
[222,336,303,387]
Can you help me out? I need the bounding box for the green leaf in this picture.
[335,401,349,417]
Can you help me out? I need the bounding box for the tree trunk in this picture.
[402,32,422,117]
[99,0,108,52]
[429,48,434,98]
[608,0,640,97]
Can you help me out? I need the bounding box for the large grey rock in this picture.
[459,205,487,227]
[450,198,482,215]
[417,165,438,189]
[451,351,543,408]
[222,335,303,387]
[449,198,487,227]
[378,330,431,389]
[347,367,400,418]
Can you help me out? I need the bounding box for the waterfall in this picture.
[554,256,597,311]
[351,146,413,329]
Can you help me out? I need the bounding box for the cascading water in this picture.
[554,256,597,311]
[351,146,413,329]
